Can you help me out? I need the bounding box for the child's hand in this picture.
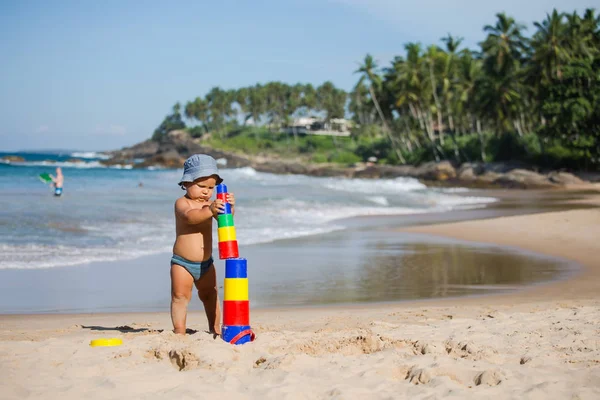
[209,200,225,216]
[227,193,235,207]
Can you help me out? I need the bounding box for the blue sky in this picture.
[0,0,596,151]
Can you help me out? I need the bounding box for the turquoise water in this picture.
[0,151,498,270]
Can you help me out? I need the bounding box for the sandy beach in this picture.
[1,190,600,399]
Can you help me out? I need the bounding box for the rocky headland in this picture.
[101,130,596,189]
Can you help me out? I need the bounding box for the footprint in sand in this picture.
[474,369,503,386]
[168,349,200,371]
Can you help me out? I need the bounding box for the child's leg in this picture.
[170,264,194,334]
[194,264,221,335]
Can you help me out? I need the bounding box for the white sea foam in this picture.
[438,187,471,193]
[323,176,427,193]
[432,195,498,207]
[0,166,498,270]
[369,196,389,206]
[5,160,130,169]
[70,151,111,159]
[0,243,172,269]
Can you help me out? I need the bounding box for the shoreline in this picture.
[0,188,592,315]
[0,187,598,316]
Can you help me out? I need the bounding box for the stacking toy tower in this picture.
[217,184,239,259]
[216,184,255,345]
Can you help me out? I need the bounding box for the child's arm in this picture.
[175,198,218,224]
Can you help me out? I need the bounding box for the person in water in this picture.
[170,154,234,335]
[50,167,64,197]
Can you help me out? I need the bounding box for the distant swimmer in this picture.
[49,167,64,197]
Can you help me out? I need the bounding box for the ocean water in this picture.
[0,151,499,270]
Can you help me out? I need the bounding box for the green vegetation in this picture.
[203,126,360,165]
[151,103,186,143]
[153,8,600,170]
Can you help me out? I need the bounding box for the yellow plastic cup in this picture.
[90,338,123,347]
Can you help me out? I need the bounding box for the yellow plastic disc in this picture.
[90,338,123,347]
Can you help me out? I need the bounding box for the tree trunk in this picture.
[409,103,425,130]
[419,105,441,162]
[401,117,414,153]
[446,104,460,162]
[369,85,405,164]
[355,92,367,126]
[467,112,475,134]
[368,86,390,132]
[476,119,486,161]
[519,112,527,135]
[448,115,455,134]
[449,130,466,163]
[514,119,523,137]
[403,136,413,153]
[428,60,445,145]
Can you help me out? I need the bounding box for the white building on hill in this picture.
[283,117,353,137]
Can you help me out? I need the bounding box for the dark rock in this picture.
[493,169,556,188]
[483,161,531,174]
[136,150,184,169]
[106,139,159,159]
[457,163,486,180]
[105,130,252,169]
[414,161,457,181]
[547,171,584,185]
[575,172,600,183]
[457,165,477,181]
[478,171,503,183]
[1,155,25,162]
[352,165,420,179]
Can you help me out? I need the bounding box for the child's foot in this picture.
[172,328,198,335]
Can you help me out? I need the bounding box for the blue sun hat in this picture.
[178,154,223,189]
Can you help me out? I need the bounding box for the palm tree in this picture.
[316,81,346,121]
[184,100,196,122]
[480,13,528,76]
[423,45,446,145]
[172,102,181,116]
[386,43,442,161]
[531,9,569,81]
[355,55,391,133]
[301,83,317,113]
[234,88,251,125]
[565,9,600,59]
[355,54,406,163]
[456,51,486,160]
[479,13,528,135]
[441,34,464,133]
[247,84,266,126]
[349,81,374,126]
[184,97,209,132]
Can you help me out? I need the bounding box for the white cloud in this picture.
[35,125,49,133]
[94,124,127,136]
